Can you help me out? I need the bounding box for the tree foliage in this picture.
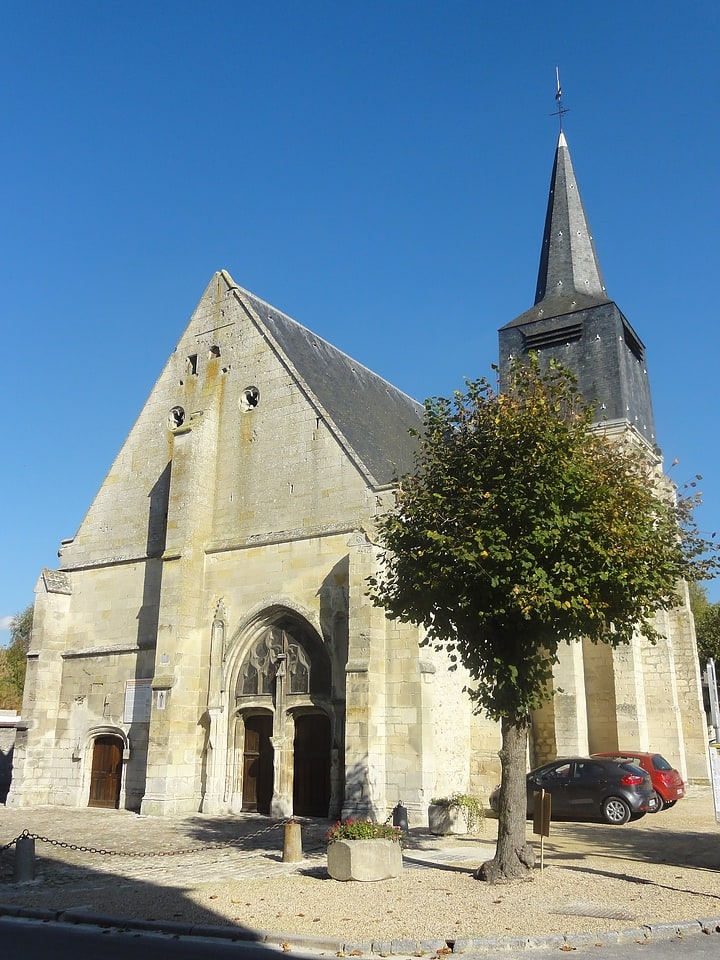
[690,582,720,665]
[369,357,717,882]
[0,604,33,711]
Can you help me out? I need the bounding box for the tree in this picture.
[690,583,720,665]
[369,357,717,883]
[0,604,33,711]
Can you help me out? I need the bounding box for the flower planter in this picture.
[428,803,469,836]
[327,838,403,881]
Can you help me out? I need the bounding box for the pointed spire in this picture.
[534,131,607,308]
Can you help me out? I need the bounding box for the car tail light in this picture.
[620,774,644,786]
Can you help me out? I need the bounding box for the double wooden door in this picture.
[241,712,331,817]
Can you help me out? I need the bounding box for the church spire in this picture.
[534,131,607,309]
[499,124,657,448]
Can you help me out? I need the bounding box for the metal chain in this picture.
[0,819,301,859]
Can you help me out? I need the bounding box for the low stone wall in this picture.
[0,712,20,803]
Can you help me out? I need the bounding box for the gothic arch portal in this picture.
[226,608,338,817]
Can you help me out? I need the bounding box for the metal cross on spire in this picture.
[550,66,569,130]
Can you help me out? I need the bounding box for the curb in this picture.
[2,904,720,955]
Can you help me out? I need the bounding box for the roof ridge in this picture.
[222,269,423,409]
[222,274,423,487]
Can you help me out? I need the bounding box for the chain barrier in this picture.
[0,818,307,860]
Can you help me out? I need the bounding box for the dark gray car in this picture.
[489,756,659,824]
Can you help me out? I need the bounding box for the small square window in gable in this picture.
[208,345,230,372]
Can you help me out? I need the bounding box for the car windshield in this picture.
[537,762,572,781]
[651,754,673,771]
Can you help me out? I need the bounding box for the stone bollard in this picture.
[14,834,35,883]
[282,820,303,862]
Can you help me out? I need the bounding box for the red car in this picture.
[592,752,685,811]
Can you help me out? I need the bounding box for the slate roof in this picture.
[503,131,611,329]
[224,272,424,487]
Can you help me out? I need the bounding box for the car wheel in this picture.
[663,799,677,809]
[653,794,665,812]
[602,796,631,825]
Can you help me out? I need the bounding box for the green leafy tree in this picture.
[0,604,33,711]
[369,357,717,883]
[690,582,720,665]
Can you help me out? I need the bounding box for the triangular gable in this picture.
[223,271,423,487]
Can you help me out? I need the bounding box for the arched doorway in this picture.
[233,615,334,817]
[88,735,123,808]
[293,713,331,817]
[241,714,274,814]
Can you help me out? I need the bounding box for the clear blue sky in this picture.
[2,0,719,643]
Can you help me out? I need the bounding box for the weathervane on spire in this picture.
[550,67,569,130]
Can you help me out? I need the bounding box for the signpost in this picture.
[708,659,720,743]
[707,660,720,825]
[533,789,551,873]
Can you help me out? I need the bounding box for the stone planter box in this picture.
[428,803,469,836]
[327,838,403,881]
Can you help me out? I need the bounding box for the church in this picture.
[9,130,708,819]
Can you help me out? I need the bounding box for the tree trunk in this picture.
[475,715,535,883]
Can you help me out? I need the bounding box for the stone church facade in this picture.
[9,132,708,819]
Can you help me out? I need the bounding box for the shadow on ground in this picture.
[0,845,293,948]
[542,814,720,873]
[0,812,327,943]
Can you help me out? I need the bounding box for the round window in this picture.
[239,386,260,412]
[169,406,185,429]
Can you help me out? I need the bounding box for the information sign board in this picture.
[709,744,720,825]
[123,678,152,723]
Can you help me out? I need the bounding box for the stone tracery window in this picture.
[241,660,260,696]
[238,627,312,698]
[287,644,310,694]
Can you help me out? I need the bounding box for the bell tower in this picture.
[499,130,657,448]
[496,108,709,785]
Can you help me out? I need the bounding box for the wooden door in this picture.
[88,736,123,808]
[293,713,330,817]
[241,715,274,814]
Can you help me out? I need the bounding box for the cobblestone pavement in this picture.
[0,803,491,890]
[0,804,332,887]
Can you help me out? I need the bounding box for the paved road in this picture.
[0,916,315,960]
[518,938,720,960]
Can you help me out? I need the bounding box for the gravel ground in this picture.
[134,857,720,944]
[95,832,720,944]
[181,866,720,942]
[2,790,720,946]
